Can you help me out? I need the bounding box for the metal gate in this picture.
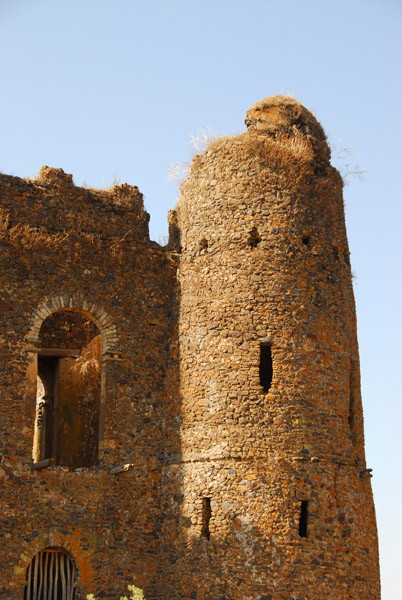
[24,549,76,600]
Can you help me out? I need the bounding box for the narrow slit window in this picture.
[299,500,309,538]
[348,368,355,430]
[348,360,358,443]
[248,226,261,248]
[259,344,273,392]
[201,497,211,540]
[199,238,208,251]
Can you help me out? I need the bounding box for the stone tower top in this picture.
[245,95,331,171]
[245,94,324,139]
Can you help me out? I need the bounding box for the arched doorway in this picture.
[24,548,76,600]
[33,309,102,469]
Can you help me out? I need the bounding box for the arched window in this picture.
[32,310,102,469]
[24,548,76,600]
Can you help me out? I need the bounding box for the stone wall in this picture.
[0,168,177,598]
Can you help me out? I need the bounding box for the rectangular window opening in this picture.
[36,355,60,463]
[259,343,273,393]
[201,497,211,540]
[299,500,309,538]
[34,345,101,469]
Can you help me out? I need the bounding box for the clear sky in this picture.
[1,0,401,597]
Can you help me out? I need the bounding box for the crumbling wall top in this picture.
[37,165,74,187]
[0,166,150,242]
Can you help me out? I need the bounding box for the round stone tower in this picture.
[163,96,380,600]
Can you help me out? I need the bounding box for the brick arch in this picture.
[26,294,121,357]
[15,531,95,588]
[23,546,78,596]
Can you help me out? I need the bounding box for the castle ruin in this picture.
[0,96,380,599]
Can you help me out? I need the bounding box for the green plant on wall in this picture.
[87,584,145,600]
[121,584,146,600]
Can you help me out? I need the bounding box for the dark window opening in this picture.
[302,236,310,247]
[36,356,59,463]
[33,310,102,470]
[348,375,355,429]
[348,362,357,441]
[24,548,76,600]
[259,344,273,393]
[299,500,309,538]
[201,497,211,540]
[248,226,261,248]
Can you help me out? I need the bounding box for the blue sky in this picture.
[1,0,401,597]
